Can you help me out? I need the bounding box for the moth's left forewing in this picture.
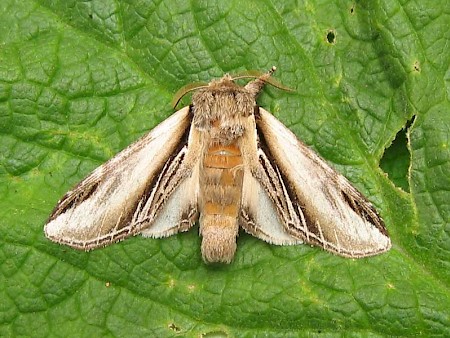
[252,108,391,258]
[45,107,196,249]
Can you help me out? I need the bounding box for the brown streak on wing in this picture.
[48,181,100,221]
[341,189,388,236]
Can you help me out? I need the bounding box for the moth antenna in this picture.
[233,66,277,80]
[244,66,293,96]
[268,65,277,75]
[172,81,208,108]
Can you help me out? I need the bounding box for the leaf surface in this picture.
[0,0,448,336]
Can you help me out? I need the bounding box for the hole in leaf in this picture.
[326,30,336,44]
[380,118,414,192]
[350,4,355,14]
[413,60,421,72]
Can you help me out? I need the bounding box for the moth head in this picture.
[171,66,291,109]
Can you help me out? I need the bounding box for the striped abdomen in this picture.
[199,142,244,263]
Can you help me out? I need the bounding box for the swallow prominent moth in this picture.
[44,67,391,263]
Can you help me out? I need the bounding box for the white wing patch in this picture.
[140,163,199,238]
[241,169,303,245]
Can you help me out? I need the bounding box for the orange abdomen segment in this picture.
[203,144,243,170]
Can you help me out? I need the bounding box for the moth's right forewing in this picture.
[45,107,193,249]
[254,108,391,258]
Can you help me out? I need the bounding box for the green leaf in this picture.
[0,0,448,336]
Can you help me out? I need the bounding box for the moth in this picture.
[44,67,391,263]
